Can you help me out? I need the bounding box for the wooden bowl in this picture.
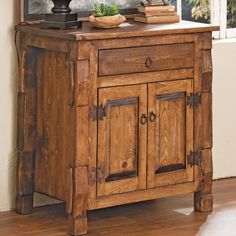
[89,14,126,28]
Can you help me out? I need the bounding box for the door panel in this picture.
[97,84,147,197]
[147,80,193,188]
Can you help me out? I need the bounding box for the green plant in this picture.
[187,0,236,27]
[94,3,119,17]
[187,0,210,21]
[228,0,236,27]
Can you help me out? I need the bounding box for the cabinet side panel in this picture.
[35,49,75,201]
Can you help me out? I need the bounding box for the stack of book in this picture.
[134,0,180,24]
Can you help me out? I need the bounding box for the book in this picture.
[138,12,177,17]
[138,5,176,13]
[147,0,169,5]
[134,15,180,24]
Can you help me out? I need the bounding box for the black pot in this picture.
[51,0,72,14]
[40,0,82,29]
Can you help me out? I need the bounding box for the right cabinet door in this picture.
[147,80,194,188]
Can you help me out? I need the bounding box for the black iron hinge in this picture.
[89,105,106,121]
[188,150,202,167]
[187,93,202,108]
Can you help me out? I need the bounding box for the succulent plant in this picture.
[94,3,119,17]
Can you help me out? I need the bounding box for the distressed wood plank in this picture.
[97,85,147,197]
[93,34,195,49]
[68,167,88,236]
[75,60,90,106]
[75,106,89,166]
[202,50,213,92]
[98,69,194,88]
[99,43,194,76]
[194,149,213,212]
[16,45,38,215]
[147,80,194,188]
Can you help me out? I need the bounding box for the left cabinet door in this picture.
[97,85,147,197]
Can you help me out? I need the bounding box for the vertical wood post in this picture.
[194,32,213,212]
[16,36,38,214]
[67,105,89,235]
[67,42,90,235]
[68,167,88,235]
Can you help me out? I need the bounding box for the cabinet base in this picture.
[68,215,87,236]
[15,194,33,215]
[194,192,213,212]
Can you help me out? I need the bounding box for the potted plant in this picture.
[89,3,126,28]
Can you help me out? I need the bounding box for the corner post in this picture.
[66,42,91,235]
[16,34,38,214]
[193,32,213,212]
[68,166,88,235]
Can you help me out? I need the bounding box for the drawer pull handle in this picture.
[149,111,157,122]
[145,57,152,68]
[140,114,148,124]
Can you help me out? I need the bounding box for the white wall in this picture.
[0,0,18,211]
[0,1,236,212]
[212,40,236,179]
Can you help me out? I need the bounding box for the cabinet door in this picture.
[147,80,193,188]
[97,85,147,197]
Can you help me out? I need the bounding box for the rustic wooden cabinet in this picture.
[15,21,219,235]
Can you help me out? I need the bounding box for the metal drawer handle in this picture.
[149,111,157,122]
[140,114,148,124]
[145,57,152,68]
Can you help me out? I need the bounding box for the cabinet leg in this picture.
[16,47,37,215]
[194,149,213,212]
[67,166,88,235]
[68,214,87,236]
[15,151,35,215]
[15,194,33,215]
[194,192,213,212]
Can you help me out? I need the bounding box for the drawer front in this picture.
[98,43,194,76]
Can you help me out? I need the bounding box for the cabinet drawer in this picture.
[98,43,194,76]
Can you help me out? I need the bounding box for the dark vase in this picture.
[51,0,72,14]
[40,0,82,29]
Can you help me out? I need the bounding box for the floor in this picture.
[0,178,236,236]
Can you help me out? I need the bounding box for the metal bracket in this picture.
[187,93,202,108]
[188,150,202,167]
[89,105,106,121]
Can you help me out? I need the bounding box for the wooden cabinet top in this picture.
[16,20,219,41]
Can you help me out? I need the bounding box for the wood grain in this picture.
[35,49,74,202]
[97,69,194,88]
[99,43,194,76]
[16,21,220,41]
[97,85,147,197]
[16,46,37,215]
[87,44,98,210]
[194,149,213,212]
[68,167,88,235]
[93,34,195,49]
[147,80,194,188]
[201,50,213,92]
